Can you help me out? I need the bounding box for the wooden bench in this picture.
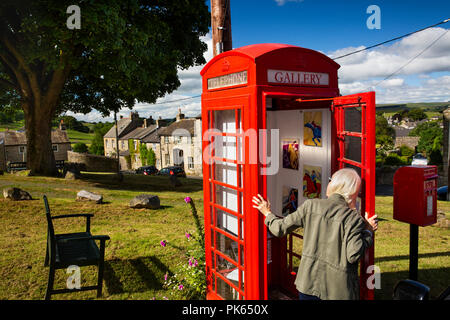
[7,162,27,172]
[43,195,110,300]
[55,160,65,169]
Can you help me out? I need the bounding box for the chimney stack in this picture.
[59,119,66,131]
[176,108,185,122]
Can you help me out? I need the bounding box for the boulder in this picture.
[76,190,103,204]
[3,187,32,201]
[130,194,160,209]
[65,170,81,180]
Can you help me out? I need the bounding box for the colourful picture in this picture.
[282,186,298,217]
[303,165,322,199]
[282,139,299,170]
[304,111,322,147]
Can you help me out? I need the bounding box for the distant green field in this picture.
[376,102,449,113]
[65,129,94,147]
[0,120,25,131]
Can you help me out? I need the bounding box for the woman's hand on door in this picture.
[252,194,271,217]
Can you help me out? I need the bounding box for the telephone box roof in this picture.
[200,43,340,76]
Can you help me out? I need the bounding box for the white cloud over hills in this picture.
[69,27,450,123]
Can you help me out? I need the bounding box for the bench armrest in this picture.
[58,235,110,243]
[51,214,94,219]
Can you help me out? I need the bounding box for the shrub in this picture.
[72,142,88,153]
[384,153,406,166]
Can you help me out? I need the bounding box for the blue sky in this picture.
[229,0,449,52]
[70,0,450,122]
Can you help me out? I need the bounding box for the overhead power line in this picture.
[150,94,201,105]
[372,28,449,89]
[331,18,450,60]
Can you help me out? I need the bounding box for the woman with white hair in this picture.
[252,168,378,300]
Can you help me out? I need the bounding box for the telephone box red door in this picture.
[332,91,376,300]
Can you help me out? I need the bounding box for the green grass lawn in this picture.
[0,173,204,300]
[0,173,448,300]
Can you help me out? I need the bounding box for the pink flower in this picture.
[188,257,198,267]
[178,284,184,290]
[160,240,167,247]
[184,197,192,203]
[164,273,168,281]
[185,232,191,240]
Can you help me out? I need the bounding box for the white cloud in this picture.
[339,75,450,104]
[330,27,450,84]
[69,34,212,122]
[70,27,450,123]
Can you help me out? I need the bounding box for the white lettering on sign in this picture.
[207,71,248,90]
[267,69,329,86]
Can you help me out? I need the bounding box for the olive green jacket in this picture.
[264,193,373,300]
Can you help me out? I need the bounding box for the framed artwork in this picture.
[304,111,322,147]
[282,139,299,170]
[282,186,298,217]
[303,165,322,199]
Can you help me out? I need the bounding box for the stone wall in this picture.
[67,151,118,172]
[395,136,419,149]
[376,165,446,187]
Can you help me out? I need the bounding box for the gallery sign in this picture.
[267,69,329,86]
[207,70,248,90]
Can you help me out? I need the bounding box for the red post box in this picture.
[393,165,438,227]
[200,44,376,300]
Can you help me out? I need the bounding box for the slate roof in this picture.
[119,124,157,141]
[104,117,144,138]
[141,127,162,143]
[158,118,196,136]
[0,129,70,146]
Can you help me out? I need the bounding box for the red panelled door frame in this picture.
[332,91,376,300]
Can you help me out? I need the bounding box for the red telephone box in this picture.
[200,44,376,300]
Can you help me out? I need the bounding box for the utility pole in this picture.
[211,0,232,57]
[114,111,123,182]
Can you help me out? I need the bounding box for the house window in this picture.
[175,136,182,144]
[52,145,58,152]
[121,140,125,149]
[19,146,26,154]
[134,140,138,151]
[188,157,194,169]
[165,154,170,165]
[164,136,169,144]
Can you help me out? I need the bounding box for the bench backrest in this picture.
[43,195,56,262]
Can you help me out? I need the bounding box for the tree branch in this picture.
[0,32,42,104]
[0,51,32,103]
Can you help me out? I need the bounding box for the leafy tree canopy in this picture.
[0,0,210,175]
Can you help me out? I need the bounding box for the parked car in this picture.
[411,153,428,166]
[157,166,186,177]
[136,165,158,176]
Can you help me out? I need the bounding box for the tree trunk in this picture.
[23,102,57,176]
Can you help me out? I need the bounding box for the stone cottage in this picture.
[157,109,202,176]
[0,129,71,171]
